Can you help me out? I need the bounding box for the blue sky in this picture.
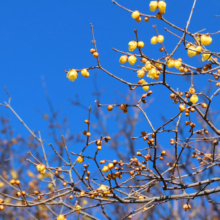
[0,1,220,216]
[1,0,220,136]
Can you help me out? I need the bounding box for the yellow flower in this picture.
[157,35,164,43]
[158,1,166,14]
[66,69,78,82]
[77,156,84,163]
[151,36,158,44]
[201,35,212,45]
[149,1,158,12]
[137,41,145,48]
[167,59,174,68]
[137,69,145,78]
[11,170,18,179]
[81,69,90,78]
[174,60,182,69]
[147,68,157,79]
[128,55,137,65]
[187,46,196,57]
[179,104,185,112]
[195,46,203,53]
[145,61,152,70]
[119,55,128,64]
[143,84,149,91]
[0,182,4,188]
[128,41,137,51]
[190,94,199,104]
[57,215,66,220]
[202,53,212,61]
[75,205,81,213]
[132,10,140,19]
[188,87,195,94]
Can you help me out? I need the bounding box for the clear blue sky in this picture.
[1,0,220,212]
[1,0,220,135]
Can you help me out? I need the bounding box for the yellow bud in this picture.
[137,41,145,48]
[179,104,185,112]
[189,87,195,94]
[149,1,158,12]
[77,156,84,163]
[119,55,128,64]
[151,36,158,44]
[157,35,164,43]
[102,166,109,173]
[132,10,140,19]
[128,55,137,65]
[143,82,149,91]
[66,69,78,82]
[81,69,90,78]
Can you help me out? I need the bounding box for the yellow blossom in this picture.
[149,1,158,12]
[145,61,152,70]
[137,69,145,78]
[202,53,212,61]
[128,41,137,51]
[57,215,66,220]
[201,35,212,45]
[147,68,157,79]
[137,41,145,48]
[174,60,182,69]
[132,10,140,19]
[119,55,128,64]
[190,94,199,104]
[151,36,158,44]
[187,46,196,57]
[158,1,166,14]
[77,156,84,163]
[66,69,78,82]
[157,35,164,43]
[128,55,137,65]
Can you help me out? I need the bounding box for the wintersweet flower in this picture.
[81,69,90,78]
[149,1,158,12]
[119,55,128,64]
[157,35,164,43]
[158,1,166,14]
[174,60,182,69]
[151,36,158,44]
[202,53,212,61]
[132,10,141,19]
[137,41,145,48]
[57,215,66,220]
[128,41,138,51]
[128,55,137,65]
[187,46,196,57]
[137,69,145,78]
[66,69,78,82]
[145,61,152,70]
[147,68,157,79]
[201,35,212,45]
[167,59,175,68]
[190,94,199,104]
